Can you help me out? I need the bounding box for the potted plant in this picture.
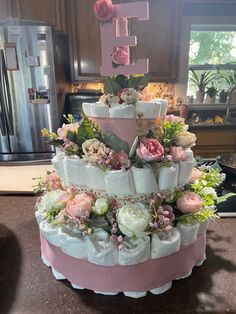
[189,69,218,103]
[206,86,218,104]
[219,89,228,103]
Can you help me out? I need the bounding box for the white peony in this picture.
[38,189,66,212]
[175,131,196,148]
[200,187,217,200]
[117,203,150,238]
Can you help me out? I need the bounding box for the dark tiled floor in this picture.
[0,195,236,314]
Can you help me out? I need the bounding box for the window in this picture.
[187,25,236,99]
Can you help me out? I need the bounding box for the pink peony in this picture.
[65,193,93,218]
[136,137,164,162]
[93,0,114,22]
[190,167,203,182]
[112,48,129,65]
[161,204,175,222]
[115,150,131,169]
[169,146,187,162]
[177,191,204,214]
[165,115,185,124]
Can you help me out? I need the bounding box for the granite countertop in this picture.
[1,195,236,314]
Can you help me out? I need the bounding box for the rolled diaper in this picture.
[157,162,179,191]
[51,154,66,181]
[109,104,135,118]
[151,228,180,259]
[131,166,158,194]
[58,226,87,259]
[104,169,135,195]
[87,229,118,266]
[136,101,161,118]
[110,102,120,108]
[91,102,109,117]
[82,102,93,116]
[119,236,150,265]
[197,219,209,236]
[176,222,200,247]
[40,220,60,247]
[64,156,87,187]
[152,99,168,116]
[178,160,194,186]
[85,164,105,190]
[35,207,45,225]
[185,148,194,161]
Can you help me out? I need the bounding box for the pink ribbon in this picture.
[40,233,206,292]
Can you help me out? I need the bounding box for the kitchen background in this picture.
[0,0,236,160]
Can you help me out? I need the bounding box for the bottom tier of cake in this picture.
[40,232,206,298]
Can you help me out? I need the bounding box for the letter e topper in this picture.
[93,0,149,76]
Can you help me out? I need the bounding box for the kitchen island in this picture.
[0,195,236,314]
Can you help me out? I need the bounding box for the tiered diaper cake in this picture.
[35,75,224,298]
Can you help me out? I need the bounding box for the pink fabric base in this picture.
[88,116,157,148]
[40,233,206,292]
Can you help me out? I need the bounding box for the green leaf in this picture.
[103,132,129,153]
[112,61,120,69]
[128,75,150,91]
[75,118,96,146]
[115,75,129,89]
[104,77,122,95]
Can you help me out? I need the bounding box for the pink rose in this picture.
[136,137,164,162]
[165,115,185,123]
[116,150,131,169]
[169,146,187,162]
[177,191,204,214]
[112,48,129,65]
[42,172,62,191]
[161,204,175,222]
[190,167,203,182]
[93,0,114,22]
[65,193,93,218]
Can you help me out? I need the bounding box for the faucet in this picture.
[226,86,236,122]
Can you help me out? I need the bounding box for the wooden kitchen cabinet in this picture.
[0,0,66,32]
[130,0,181,82]
[67,0,181,82]
[192,129,236,158]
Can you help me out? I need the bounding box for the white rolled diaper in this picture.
[64,156,87,187]
[85,164,105,190]
[157,162,179,191]
[152,99,168,116]
[58,226,87,259]
[178,160,194,186]
[119,236,150,265]
[82,102,93,116]
[151,228,180,259]
[40,220,60,247]
[104,169,135,195]
[176,222,200,247]
[131,166,158,194]
[136,101,161,118]
[185,148,194,161]
[87,229,118,266]
[51,154,66,181]
[91,102,109,117]
[109,104,135,118]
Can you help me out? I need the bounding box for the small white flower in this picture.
[38,189,66,212]
[201,187,217,200]
[92,198,109,215]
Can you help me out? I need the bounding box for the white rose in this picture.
[175,131,196,148]
[82,138,107,163]
[120,88,141,104]
[92,198,109,215]
[38,189,66,212]
[117,203,150,237]
[200,187,217,200]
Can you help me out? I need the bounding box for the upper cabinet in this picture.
[131,0,181,82]
[0,0,66,33]
[67,0,182,82]
[67,0,102,82]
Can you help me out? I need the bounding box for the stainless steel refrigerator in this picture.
[0,19,70,162]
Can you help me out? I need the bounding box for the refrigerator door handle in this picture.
[0,49,14,136]
[0,52,7,136]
